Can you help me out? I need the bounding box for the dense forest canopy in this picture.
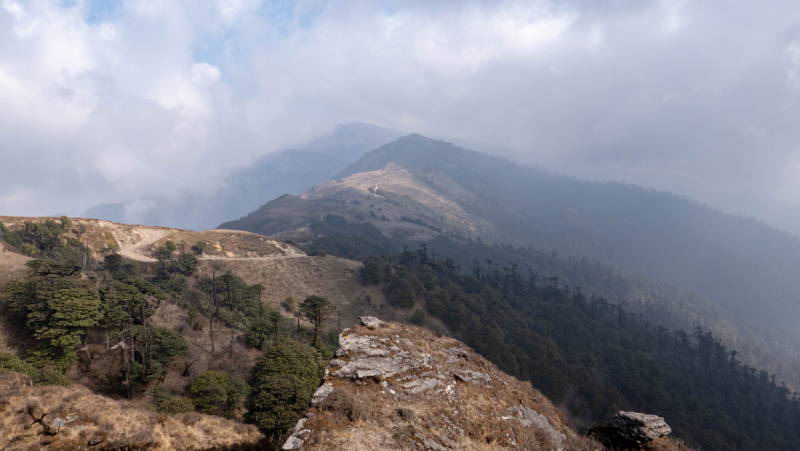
[303,213,800,391]
[361,248,800,451]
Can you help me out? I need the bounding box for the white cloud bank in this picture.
[2,0,800,233]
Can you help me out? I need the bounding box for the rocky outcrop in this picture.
[589,411,672,449]
[612,411,672,443]
[283,317,580,450]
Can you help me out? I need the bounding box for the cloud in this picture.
[191,62,221,86]
[1,0,800,234]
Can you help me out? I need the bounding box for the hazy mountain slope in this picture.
[326,134,800,331]
[220,161,496,246]
[83,123,406,231]
[219,134,800,388]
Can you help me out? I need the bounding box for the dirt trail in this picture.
[114,227,170,262]
[112,226,307,263]
[197,255,308,261]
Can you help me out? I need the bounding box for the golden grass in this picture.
[0,371,262,451]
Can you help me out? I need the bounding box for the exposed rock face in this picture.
[612,411,672,443]
[588,411,672,449]
[283,317,577,450]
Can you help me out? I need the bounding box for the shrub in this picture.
[148,385,195,414]
[160,397,195,414]
[190,371,247,417]
[396,408,416,422]
[147,328,189,380]
[192,241,207,255]
[409,309,427,327]
[389,277,419,308]
[245,337,322,442]
[246,318,273,348]
[319,389,371,421]
[283,296,296,312]
[0,353,71,386]
[170,253,199,276]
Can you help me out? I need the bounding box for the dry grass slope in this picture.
[0,371,262,451]
[286,319,594,450]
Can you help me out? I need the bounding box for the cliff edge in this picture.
[282,317,594,451]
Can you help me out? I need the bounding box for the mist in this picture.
[2,0,800,233]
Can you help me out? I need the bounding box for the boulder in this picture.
[612,411,672,443]
[358,316,383,329]
[589,410,671,449]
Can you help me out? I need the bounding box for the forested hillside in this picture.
[221,133,800,390]
[360,248,800,451]
[330,134,800,332]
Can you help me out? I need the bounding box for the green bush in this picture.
[159,397,195,414]
[147,328,189,381]
[389,277,419,308]
[409,308,427,327]
[188,306,199,323]
[170,253,200,276]
[0,353,71,386]
[149,386,196,414]
[190,371,248,417]
[0,352,37,379]
[246,318,273,348]
[246,337,323,442]
[218,308,248,330]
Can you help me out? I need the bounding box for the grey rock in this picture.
[611,411,672,443]
[330,331,426,380]
[50,414,78,431]
[359,316,384,329]
[282,418,310,450]
[311,381,335,406]
[401,378,441,394]
[332,356,419,379]
[503,406,566,451]
[453,370,492,384]
[414,431,452,451]
[282,434,305,450]
[336,334,391,357]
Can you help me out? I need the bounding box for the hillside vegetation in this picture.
[355,249,800,451]
[0,371,261,450]
[0,216,400,449]
[324,134,800,332]
[220,135,800,391]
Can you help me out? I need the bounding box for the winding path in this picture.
[114,227,307,263]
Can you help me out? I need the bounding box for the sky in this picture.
[2,0,800,233]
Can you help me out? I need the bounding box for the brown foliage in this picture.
[0,371,261,450]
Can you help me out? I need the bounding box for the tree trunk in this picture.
[141,306,147,380]
[209,314,215,355]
